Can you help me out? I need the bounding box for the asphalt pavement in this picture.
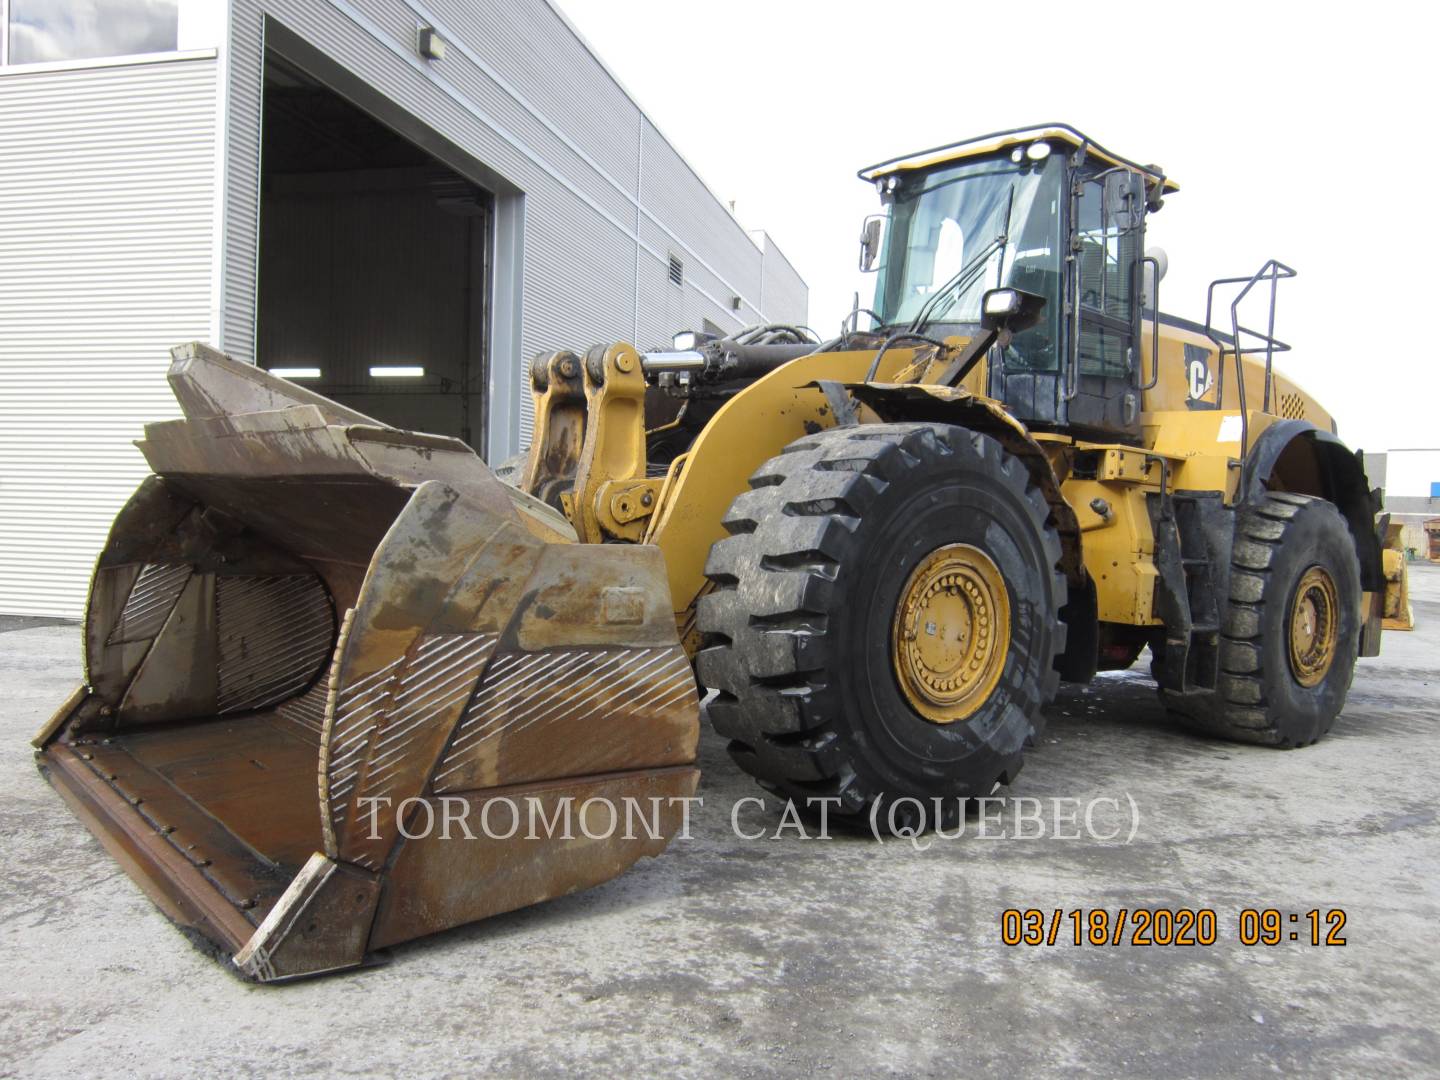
[2,566,1437,1078]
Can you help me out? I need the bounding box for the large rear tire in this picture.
[696,423,1066,831]
[1160,492,1361,746]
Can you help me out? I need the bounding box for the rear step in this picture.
[35,343,700,982]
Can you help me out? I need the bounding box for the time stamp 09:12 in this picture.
[1000,908,1348,947]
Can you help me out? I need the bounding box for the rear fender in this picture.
[1243,420,1394,653]
[1243,420,1383,590]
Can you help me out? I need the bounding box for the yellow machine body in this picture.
[526,319,1376,644]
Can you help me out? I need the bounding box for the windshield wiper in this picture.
[908,186,1016,335]
[906,232,1006,335]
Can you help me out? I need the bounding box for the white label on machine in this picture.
[1218,415,1244,443]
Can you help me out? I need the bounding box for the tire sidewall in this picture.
[1254,503,1361,743]
[836,430,1060,801]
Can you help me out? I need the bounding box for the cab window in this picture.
[1074,172,1141,377]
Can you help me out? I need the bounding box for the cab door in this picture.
[1064,167,1146,437]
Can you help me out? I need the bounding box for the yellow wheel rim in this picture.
[1288,565,1339,688]
[891,543,1011,724]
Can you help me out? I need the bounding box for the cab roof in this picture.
[858,123,1180,193]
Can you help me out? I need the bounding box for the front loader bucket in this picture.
[34,343,699,982]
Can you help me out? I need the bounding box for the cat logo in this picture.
[1184,343,1213,401]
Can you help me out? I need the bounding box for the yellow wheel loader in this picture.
[36,124,1411,980]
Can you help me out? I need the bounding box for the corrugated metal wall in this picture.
[0,1,807,617]
[755,232,811,336]
[0,56,218,617]
[221,0,807,451]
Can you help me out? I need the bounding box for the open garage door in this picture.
[257,51,491,448]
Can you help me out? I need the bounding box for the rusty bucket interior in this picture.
[35,344,699,981]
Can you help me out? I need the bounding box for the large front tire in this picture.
[696,423,1066,830]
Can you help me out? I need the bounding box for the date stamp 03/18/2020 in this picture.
[1000,908,1348,948]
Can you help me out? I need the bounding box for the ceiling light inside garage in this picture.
[270,367,321,379]
[370,366,426,377]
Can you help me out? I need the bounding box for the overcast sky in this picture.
[556,0,1438,455]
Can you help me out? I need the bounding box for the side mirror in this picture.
[858,214,886,272]
[980,287,1046,336]
[1102,169,1145,232]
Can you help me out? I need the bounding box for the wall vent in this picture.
[668,254,683,286]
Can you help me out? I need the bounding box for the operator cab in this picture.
[859,124,1177,440]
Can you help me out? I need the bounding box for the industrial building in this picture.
[0,0,807,616]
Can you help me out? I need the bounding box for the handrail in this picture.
[1139,255,1162,391]
[1203,259,1296,487]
